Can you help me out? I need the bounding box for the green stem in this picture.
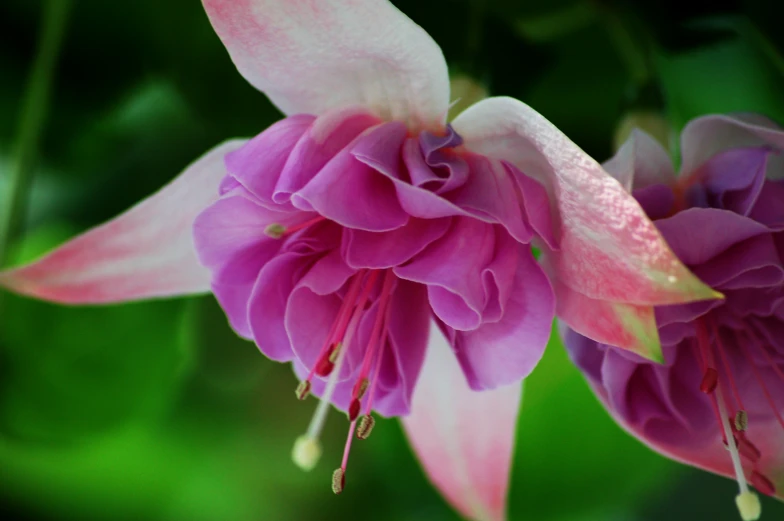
[0,0,72,268]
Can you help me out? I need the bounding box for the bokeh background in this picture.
[1,0,784,520]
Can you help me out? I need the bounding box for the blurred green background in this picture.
[2,0,784,520]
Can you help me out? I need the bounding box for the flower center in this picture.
[289,266,397,493]
[693,316,783,519]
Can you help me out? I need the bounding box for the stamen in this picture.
[711,320,745,411]
[331,468,345,495]
[264,223,286,239]
[747,326,784,387]
[302,271,379,442]
[305,273,367,383]
[737,332,784,430]
[314,356,335,377]
[716,386,755,512]
[295,380,311,400]
[700,368,718,394]
[328,342,342,363]
[357,414,375,440]
[353,378,369,401]
[291,435,322,471]
[264,216,326,239]
[348,399,361,422]
[750,471,776,496]
[735,491,761,521]
[734,410,748,432]
[736,437,761,463]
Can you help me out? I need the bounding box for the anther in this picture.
[735,491,761,521]
[292,435,321,471]
[750,471,776,497]
[264,223,286,239]
[357,414,375,440]
[348,399,361,422]
[736,437,761,463]
[734,410,748,432]
[315,357,335,377]
[700,368,718,394]
[295,380,311,400]
[328,342,342,364]
[353,378,369,400]
[331,468,345,495]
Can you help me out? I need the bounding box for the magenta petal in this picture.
[193,194,289,282]
[273,107,381,204]
[403,322,520,521]
[680,113,784,175]
[395,218,495,330]
[247,252,313,362]
[451,247,555,389]
[655,208,770,266]
[343,217,452,269]
[510,163,559,250]
[603,129,676,191]
[446,154,534,244]
[225,115,313,209]
[292,129,410,231]
[0,140,245,304]
[693,146,770,216]
[381,279,431,415]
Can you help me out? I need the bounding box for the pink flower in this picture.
[563,114,784,520]
[0,1,714,518]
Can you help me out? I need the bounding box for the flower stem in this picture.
[0,0,72,268]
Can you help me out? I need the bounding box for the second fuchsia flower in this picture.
[564,114,784,520]
[0,1,716,519]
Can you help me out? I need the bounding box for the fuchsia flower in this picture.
[563,114,784,520]
[0,1,714,518]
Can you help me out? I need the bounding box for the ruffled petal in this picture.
[292,127,410,231]
[342,217,451,269]
[452,96,717,306]
[451,246,555,389]
[0,140,244,304]
[394,218,497,330]
[680,113,784,176]
[603,129,676,191]
[202,0,450,130]
[403,321,521,521]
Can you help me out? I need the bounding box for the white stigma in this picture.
[735,491,761,521]
[292,435,322,471]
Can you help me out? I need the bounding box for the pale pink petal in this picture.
[452,97,717,306]
[202,0,450,130]
[403,321,520,521]
[548,264,662,362]
[680,113,784,176]
[602,129,676,191]
[0,140,245,304]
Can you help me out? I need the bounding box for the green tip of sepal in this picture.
[615,302,665,364]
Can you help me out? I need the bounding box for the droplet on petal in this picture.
[332,468,345,495]
[735,490,761,521]
[292,435,321,471]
